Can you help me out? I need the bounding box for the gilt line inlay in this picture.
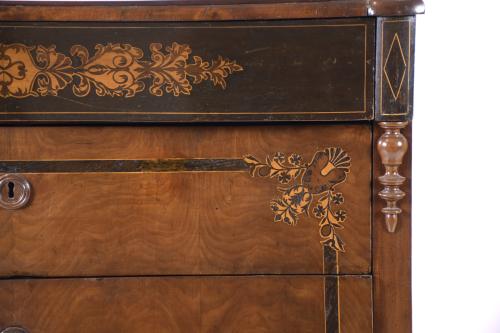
[0,43,243,99]
[383,32,407,101]
[244,148,351,252]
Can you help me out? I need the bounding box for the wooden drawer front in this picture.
[0,275,372,333]
[0,19,374,123]
[0,125,371,276]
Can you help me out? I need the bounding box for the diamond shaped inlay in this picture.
[383,33,407,101]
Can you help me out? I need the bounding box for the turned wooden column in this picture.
[376,121,408,232]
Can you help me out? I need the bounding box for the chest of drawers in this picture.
[0,1,423,332]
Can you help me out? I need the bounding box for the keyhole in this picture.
[7,181,15,199]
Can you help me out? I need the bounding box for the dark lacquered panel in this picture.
[0,19,374,123]
[375,16,415,121]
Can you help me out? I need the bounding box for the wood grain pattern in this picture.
[373,122,412,333]
[0,125,371,276]
[0,1,425,21]
[338,275,373,332]
[0,275,372,333]
[0,2,360,23]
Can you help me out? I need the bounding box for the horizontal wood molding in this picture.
[369,0,424,16]
[0,1,424,21]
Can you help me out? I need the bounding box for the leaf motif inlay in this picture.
[0,42,243,99]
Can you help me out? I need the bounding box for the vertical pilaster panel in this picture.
[375,17,416,121]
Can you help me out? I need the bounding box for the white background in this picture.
[413,0,500,332]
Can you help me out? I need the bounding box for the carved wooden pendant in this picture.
[376,121,408,232]
[244,147,351,252]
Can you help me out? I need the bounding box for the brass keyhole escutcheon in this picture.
[0,174,31,210]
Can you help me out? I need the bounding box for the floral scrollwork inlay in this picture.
[0,42,243,99]
[244,148,352,252]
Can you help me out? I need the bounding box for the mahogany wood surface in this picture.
[369,0,424,16]
[0,1,422,329]
[0,1,424,21]
[373,122,412,333]
[0,275,373,333]
[0,125,371,277]
[376,121,409,232]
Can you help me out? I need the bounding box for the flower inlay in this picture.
[244,147,351,252]
[0,42,243,99]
